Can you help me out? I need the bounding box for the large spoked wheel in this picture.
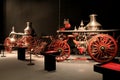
[48,40,71,62]
[88,34,118,63]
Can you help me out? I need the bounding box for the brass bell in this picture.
[78,20,85,30]
[86,14,102,30]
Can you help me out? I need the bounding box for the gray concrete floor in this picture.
[0,51,102,80]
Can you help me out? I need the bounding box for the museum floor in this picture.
[0,51,102,80]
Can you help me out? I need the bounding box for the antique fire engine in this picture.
[47,14,119,63]
[4,22,34,53]
[4,22,48,54]
[4,14,120,63]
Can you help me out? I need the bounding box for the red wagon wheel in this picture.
[4,37,17,53]
[88,34,118,63]
[48,40,71,62]
[4,37,12,52]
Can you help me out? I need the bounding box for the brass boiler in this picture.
[24,22,32,35]
[9,26,17,44]
[86,14,101,30]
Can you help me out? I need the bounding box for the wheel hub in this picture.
[100,46,105,52]
[57,49,62,53]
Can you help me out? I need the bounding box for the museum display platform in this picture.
[94,60,120,80]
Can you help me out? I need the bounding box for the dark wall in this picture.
[60,0,120,29]
[0,0,6,43]
[1,0,120,43]
[5,0,59,37]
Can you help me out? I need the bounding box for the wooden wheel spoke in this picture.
[92,49,98,53]
[93,41,99,46]
[106,49,115,54]
[93,53,101,59]
[103,36,109,44]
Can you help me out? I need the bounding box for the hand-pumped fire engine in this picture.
[4,22,47,54]
[4,14,120,63]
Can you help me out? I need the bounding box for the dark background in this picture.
[60,0,120,29]
[0,0,120,43]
